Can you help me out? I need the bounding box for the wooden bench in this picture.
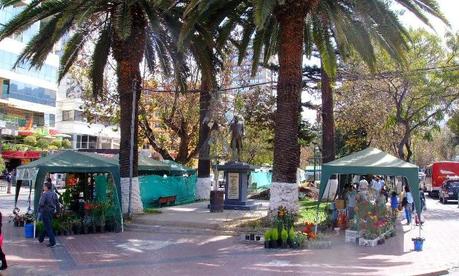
[156,196,176,207]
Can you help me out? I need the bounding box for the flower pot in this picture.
[269,240,278,249]
[264,241,270,248]
[281,241,288,249]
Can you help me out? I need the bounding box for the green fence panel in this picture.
[95,175,108,202]
[139,174,197,208]
[250,171,272,191]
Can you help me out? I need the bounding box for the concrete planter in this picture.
[359,236,379,247]
[345,230,360,243]
[305,240,332,249]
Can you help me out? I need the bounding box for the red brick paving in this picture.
[1,197,458,275]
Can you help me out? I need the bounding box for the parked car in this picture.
[439,177,459,204]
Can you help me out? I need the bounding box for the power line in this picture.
[139,64,459,94]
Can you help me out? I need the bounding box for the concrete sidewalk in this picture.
[129,200,269,232]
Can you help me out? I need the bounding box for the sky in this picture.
[400,0,459,33]
[302,0,459,124]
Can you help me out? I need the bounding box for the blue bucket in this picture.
[414,239,424,251]
[24,223,34,238]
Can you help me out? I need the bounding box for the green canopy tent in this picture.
[319,147,422,214]
[15,151,122,227]
[88,153,191,175]
[161,160,196,176]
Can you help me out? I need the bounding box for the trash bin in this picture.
[24,223,34,238]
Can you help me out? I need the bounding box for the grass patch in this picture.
[143,208,162,214]
[298,198,331,225]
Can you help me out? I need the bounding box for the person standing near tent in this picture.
[403,185,414,225]
[38,180,57,247]
[346,186,357,220]
[5,171,11,194]
[0,211,7,270]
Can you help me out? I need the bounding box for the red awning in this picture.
[1,151,41,159]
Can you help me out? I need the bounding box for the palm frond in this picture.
[114,1,132,40]
[58,31,86,82]
[14,13,74,70]
[0,0,68,41]
[90,24,112,97]
[253,0,276,29]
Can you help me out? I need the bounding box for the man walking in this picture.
[38,180,57,247]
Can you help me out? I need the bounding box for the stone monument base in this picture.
[223,200,260,210]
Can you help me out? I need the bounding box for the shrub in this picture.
[48,145,59,151]
[37,138,50,149]
[61,139,72,149]
[289,226,296,241]
[264,229,271,241]
[24,136,37,146]
[50,139,62,148]
[271,228,279,241]
[281,228,288,242]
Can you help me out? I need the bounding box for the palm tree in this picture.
[0,0,186,215]
[181,3,247,198]
[182,0,447,213]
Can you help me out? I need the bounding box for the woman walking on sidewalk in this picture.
[403,185,414,225]
[0,211,8,270]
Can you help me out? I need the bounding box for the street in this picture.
[1,192,459,275]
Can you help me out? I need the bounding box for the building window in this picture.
[62,110,72,121]
[75,135,97,149]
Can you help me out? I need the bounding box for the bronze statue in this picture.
[230,115,244,161]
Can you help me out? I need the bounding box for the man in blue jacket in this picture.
[38,180,57,247]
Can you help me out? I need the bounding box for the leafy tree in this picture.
[139,89,200,165]
[336,30,459,161]
[0,0,188,214]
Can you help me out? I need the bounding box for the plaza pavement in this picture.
[1,189,459,275]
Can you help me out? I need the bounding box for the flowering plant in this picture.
[66,175,78,188]
[302,222,317,240]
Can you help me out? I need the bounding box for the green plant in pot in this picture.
[52,219,62,235]
[271,228,279,248]
[281,228,289,248]
[288,227,296,247]
[36,221,44,238]
[264,229,271,248]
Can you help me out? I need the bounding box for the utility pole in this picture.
[127,79,137,218]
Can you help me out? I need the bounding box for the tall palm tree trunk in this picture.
[270,6,305,214]
[195,71,214,199]
[112,6,146,214]
[321,65,335,163]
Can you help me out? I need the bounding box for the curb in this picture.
[124,223,238,236]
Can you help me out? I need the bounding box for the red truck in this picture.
[425,161,459,197]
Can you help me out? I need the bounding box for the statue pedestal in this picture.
[216,161,259,210]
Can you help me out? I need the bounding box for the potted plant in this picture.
[264,229,271,248]
[288,226,296,247]
[281,228,288,248]
[72,218,82,235]
[270,228,279,248]
[36,221,44,238]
